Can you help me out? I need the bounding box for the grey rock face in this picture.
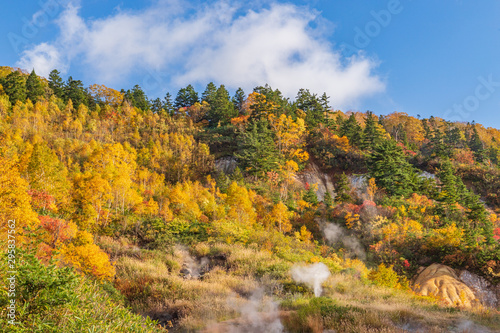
[296,162,335,202]
[459,270,498,308]
[214,156,237,174]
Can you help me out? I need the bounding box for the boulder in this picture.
[459,270,498,308]
[413,264,477,308]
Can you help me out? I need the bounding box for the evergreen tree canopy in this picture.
[235,119,281,175]
[436,159,461,205]
[368,140,416,197]
[202,82,217,105]
[335,172,352,203]
[64,76,88,107]
[150,97,163,113]
[26,69,44,102]
[207,85,236,126]
[1,70,26,103]
[131,85,150,111]
[361,111,384,150]
[163,92,174,116]
[232,87,245,113]
[175,84,199,109]
[340,114,363,146]
[48,69,64,99]
[468,126,486,162]
[295,88,324,128]
[429,126,447,157]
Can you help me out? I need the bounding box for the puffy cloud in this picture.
[17,0,385,107]
[17,43,65,75]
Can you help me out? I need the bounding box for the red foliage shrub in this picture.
[28,189,56,211]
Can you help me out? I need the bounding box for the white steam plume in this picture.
[207,289,283,333]
[321,222,366,260]
[291,262,331,297]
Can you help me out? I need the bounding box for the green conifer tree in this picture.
[232,87,245,113]
[235,119,281,176]
[26,69,44,102]
[48,69,64,99]
[1,70,26,103]
[368,140,415,197]
[361,111,383,150]
[335,173,352,203]
[340,114,363,146]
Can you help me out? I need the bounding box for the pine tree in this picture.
[340,114,363,146]
[1,71,26,103]
[422,118,432,140]
[150,97,163,113]
[320,92,333,125]
[468,126,485,162]
[333,113,344,132]
[323,191,334,207]
[64,76,88,107]
[463,192,487,226]
[361,111,383,150]
[430,126,447,157]
[235,119,281,176]
[130,85,149,111]
[26,69,44,102]
[202,82,217,105]
[436,159,460,205]
[163,92,174,116]
[295,88,324,128]
[232,87,245,113]
[303,186,319,205]
[175,84,199,109]
[207,85,236,126]
[335,172,352,203]
[48,69,64,98]
[445,126,464,149]
[368,140,415,197]
[231,166,244,185]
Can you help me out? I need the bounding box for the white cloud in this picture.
[17,0,385,107]
[17,43,65,75]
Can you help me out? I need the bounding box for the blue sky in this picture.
[1,0,500,128]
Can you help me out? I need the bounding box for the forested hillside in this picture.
[0,66,499,332]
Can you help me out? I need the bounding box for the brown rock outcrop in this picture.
[413,264,477,308]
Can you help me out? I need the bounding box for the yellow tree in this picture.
[226,182,256,225]
[266,201,292,233]
[89,84,124,107]
[268,113,307,158]
[85,142,142,213]
[71,172,113,230]
[24,141,70,205]
[382,112,424,146]
[60,230,116,281]
[0,155,39,239]
[278,160,299,201]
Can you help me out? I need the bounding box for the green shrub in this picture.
[0,250,164,332]
[368,263,409,290]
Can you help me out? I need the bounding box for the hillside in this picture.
[0,66,499,332]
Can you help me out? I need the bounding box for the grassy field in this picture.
[98,237,500,333]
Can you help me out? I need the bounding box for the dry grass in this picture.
[304,272,500,332]
[102,239,500,332]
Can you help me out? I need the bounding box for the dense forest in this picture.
[0,66,499,332]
